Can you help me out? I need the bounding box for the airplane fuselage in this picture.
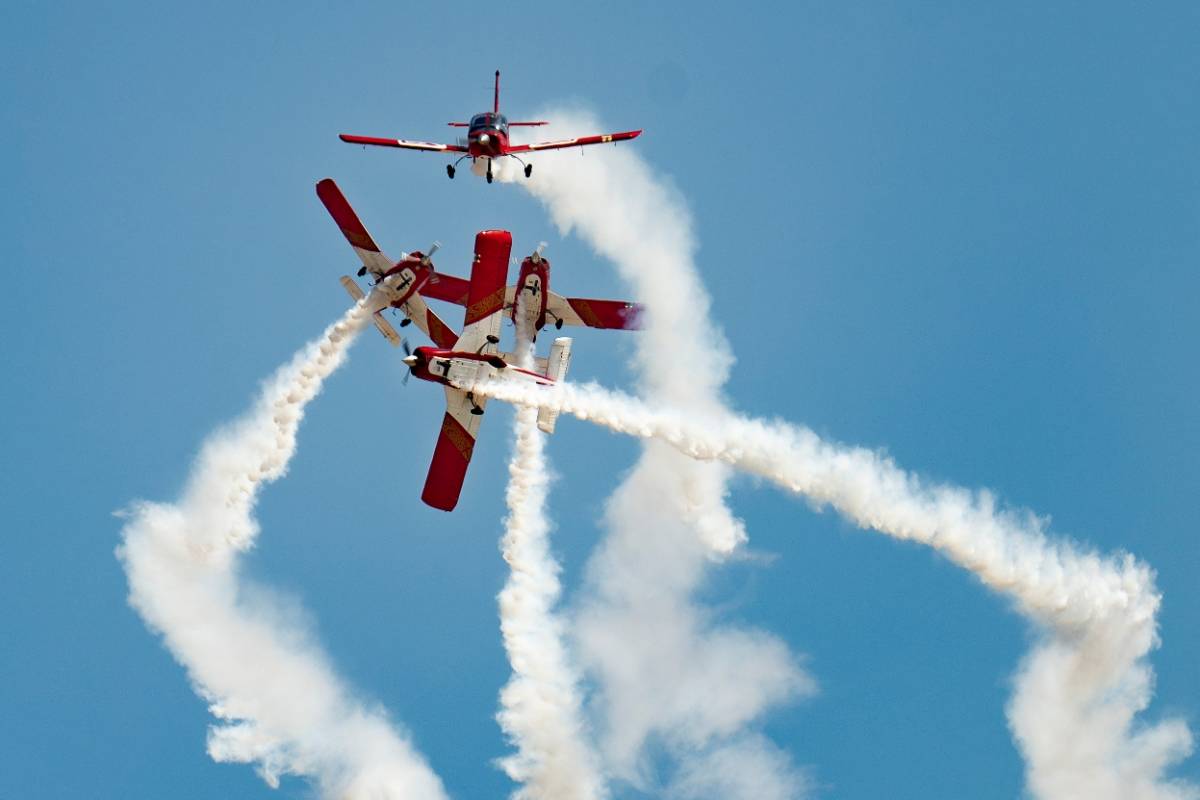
[466,112,511,158]
[512,255,550,331]
[404,347,552,391]
[366,259,433,314]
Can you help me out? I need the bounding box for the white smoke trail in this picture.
[117,304,449,800]
[473,377,1198,799]
[494,305,607,800]
[500,112,812,795]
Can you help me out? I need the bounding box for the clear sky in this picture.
[2,2,1197,798]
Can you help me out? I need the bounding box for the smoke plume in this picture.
[494,302,607,800]
[503,112,813,795]
[117,304,448,799]
[473,376,1198,799]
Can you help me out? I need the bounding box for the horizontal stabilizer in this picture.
[371,311,402,346]
[537,337,571,434]
[341,276,400,346]
[339,275,365,302]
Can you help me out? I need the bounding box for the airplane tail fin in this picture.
[494,69,500,114]
[537,336,571,434]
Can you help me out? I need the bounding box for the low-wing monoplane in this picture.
[339,70,642,183]
[390,229,570,511]
[421,243,643,339]
[319,184,565,511]
[317,178,459,348]
[400,230,572,510]
[319,180,640,511]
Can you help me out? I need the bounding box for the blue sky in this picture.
[2,2,1197,798]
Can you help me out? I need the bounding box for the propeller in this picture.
[419,241,440,267]
[401,339,414,386]
[530,241,548,264]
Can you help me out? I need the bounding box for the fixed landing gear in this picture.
[446,164,455,179]
[524,163,533,178]
[357,266,367,277]
[486,159,494,184]
[467,392,484,415]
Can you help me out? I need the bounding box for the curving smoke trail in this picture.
[494,305,607,800]
[117,304,449,800]
[499,112,813,797]
[473,377,1198,800]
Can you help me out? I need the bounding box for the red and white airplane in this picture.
[317,178,459,349]
[419,243,643,339]
[339,70,642,184]
[398,229,574,510]
[319,178,639,511]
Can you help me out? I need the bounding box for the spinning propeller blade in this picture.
[420,241,440,266]
[401,340,414,386]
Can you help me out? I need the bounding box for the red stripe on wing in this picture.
[464,231,512,326]
[340,134,468,152]
[507,129,642,153]
[421,272,472,306]
[425,308,459,350]
[421,412,476,511]
[316,178,380,253]
[567,298,644,329]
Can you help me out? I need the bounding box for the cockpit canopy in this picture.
[469,113,508,133]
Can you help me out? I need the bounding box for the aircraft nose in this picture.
[402,354,418,368]
[478,133,490,145]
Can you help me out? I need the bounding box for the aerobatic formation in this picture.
[118,73,1196,800]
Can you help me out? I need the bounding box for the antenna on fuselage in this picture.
[494,69,500,114]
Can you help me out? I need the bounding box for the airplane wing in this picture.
[340,134,469,153]
[319,179,461,348]
[419,232,512,511]
[420,271,472,306]
[421,388,485,511]
[506,129,642,153]
[397,289,461,350]
[452,230,512,355]
[339,275,403,345]
[317,178,393,277]
[545,292,643,330]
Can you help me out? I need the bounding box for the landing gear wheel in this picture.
[524,164,533,178]
[446,164,455,179]
[486,170,493,184]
